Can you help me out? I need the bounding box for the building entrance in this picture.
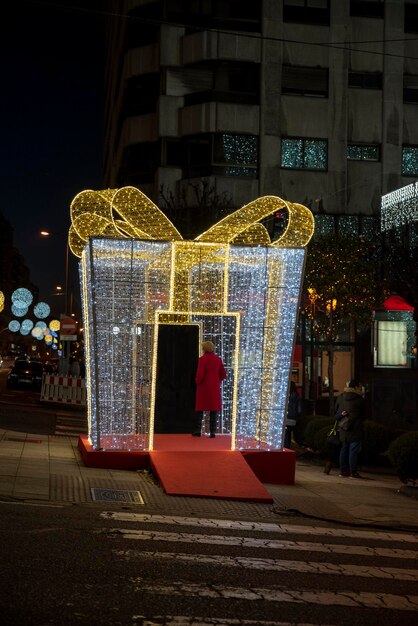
[154,324,199,433]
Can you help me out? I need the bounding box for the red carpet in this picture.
[149,449,273,502]
[78,433,296,499]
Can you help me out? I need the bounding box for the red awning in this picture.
[383,295,414,311]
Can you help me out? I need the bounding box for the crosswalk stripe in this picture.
[114,549,418,580]
[107,528,418,559]
[131,617,337,626]
[100,512,418,543]
[130,580,418,611]
[131,617,336,626]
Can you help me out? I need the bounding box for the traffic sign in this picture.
[60,316,78,340]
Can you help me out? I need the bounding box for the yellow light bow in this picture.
[68,187,314,257]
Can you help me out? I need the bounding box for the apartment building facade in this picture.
[103,0,418,423]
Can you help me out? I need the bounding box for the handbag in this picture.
[337,413,353,431]
[326,421,340,446]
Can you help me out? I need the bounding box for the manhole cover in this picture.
[91,488,144,504]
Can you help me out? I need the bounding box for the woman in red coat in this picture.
[193,340,227,438]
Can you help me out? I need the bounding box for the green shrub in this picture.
[388,432,418,483]
[362,420,406,463]
[293,414,316,446]
[313,424,336,457]
[303,416,334,449]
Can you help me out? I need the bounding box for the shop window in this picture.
[281,137,327,171]
[282,65,328,97]
[375,321,408,367]
[347,144,380,161]
[374,312,416,368]
[402,145,418,176]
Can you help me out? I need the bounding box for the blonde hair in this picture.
[202,341,215,353]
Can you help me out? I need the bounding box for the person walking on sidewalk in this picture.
[336,379,366,478]
[193,341,227,438]
[284,381,302,448]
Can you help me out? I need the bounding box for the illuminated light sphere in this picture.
[20,326,31,336]
[52,344,58,350]
[50,330,58,338]
[45,340,53,345]
[49,319,60,331]
[45,334,53,343]
[12,287,33,306]
[31,327,43,339]
[8,320,20,332]
[34,302,51,319]
[11,302,28,317]
[21,319,34,333]
[35,321,47,329]
[0,290,4,312]
[58,350,62,356]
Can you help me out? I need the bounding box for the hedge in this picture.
[303,416,334,450]
[293,414,316,446]
[388,431,418,483]
[296,416,406,466]
[362,421,405,463]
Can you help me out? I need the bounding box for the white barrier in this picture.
[40,374,87,406]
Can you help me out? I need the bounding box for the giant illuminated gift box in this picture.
[69,187,314,451]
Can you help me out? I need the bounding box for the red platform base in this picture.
[77,434,296,497]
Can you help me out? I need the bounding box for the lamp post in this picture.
[40,230,73,374]
[40,230,70,315]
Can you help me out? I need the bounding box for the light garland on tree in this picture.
[73,188,314,451]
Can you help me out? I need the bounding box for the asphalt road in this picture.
[0,500,416,626]
[0,368,417,625]
[0,367,86,436]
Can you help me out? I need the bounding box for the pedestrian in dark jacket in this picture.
[284,381,301,448]
[193,341,227,438]
[335,379,366,478]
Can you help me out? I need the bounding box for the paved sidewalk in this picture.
[0,428,417,530]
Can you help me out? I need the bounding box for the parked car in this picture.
[6,360,44,390]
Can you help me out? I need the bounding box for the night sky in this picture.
[0,1,106,308]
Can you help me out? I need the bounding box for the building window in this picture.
[348,71,382,89]
[181,133,258,178]
[314,215,335,237]
[283,0,329,25]
[183,62,260,107]
[404,75,418,103]
[350,0,384,18]
[213,133,258,177]
[282,65,328,97]
[281,138,327,171]
[347,144,380,161]
[405,2,418,34]
[337,215,360,237]
[402,145,418,176]
[182,0,261,33]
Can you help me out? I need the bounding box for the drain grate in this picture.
[91,488,144,504]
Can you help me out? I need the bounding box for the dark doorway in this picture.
[154,324,199,433]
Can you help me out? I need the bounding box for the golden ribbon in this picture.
[69,186,314,257]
